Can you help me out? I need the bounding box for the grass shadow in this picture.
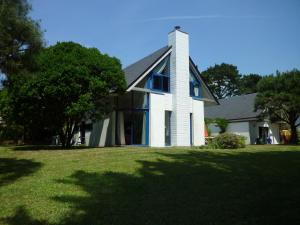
[0,158,42,186]
[1,206,49,225]
[11,145,97,151]
[4,150,300,225]
[52,150,300,225]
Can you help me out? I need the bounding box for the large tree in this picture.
[239,74,262,94]
[1,42,126,147]
[255,70,300,144]
[201,63,241,99]
[0,0,43,77]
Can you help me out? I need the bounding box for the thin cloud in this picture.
[141,15,269,22]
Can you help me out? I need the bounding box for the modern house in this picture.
[78,27,217,147]
[205,93,281,144]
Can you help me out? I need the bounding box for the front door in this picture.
[259,127,269,144]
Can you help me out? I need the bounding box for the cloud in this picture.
[141,15,268,22]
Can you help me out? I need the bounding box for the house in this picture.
[77,27,217,147]
[205,93,281,144]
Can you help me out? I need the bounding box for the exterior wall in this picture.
[149,93,164,147]
[250,121,280,144]
[208,122,251,144]
[208,120,280,145]
[149,92,172,147]
[168,29,191,146]
[192,99,205,145]
[227,122,251,144]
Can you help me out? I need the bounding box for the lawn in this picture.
[0,145,300,225]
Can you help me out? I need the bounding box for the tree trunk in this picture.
[289,124,298,145]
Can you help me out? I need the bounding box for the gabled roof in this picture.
[189,58,219,105]
[205,93,261,121]
[123,46,171,88]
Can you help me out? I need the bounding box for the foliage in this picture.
[215,118,229,134]
[0,0,43,77]
[201,63,241,99]
[0,42,126,147]
[212,133,246,149]
[255,69,300,144]
[204,118,214,136]
[239,74,262,94]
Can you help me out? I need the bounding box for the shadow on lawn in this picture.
[12,145,97,151]
[5,150,300,225]
[0,158,42,186]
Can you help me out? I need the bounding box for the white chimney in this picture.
[168,26,191,146]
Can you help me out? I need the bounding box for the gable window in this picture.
[190,69,202,98]
[150,56,170,92]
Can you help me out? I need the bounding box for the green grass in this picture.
[0,145,300,225]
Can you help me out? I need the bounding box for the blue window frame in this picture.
[143,55,170,93]
[150,72,170,92]
[190,70,202,98]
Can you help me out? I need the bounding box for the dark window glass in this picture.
[153,75,161,90]
[189,70,201,98]
[162,76,169,92]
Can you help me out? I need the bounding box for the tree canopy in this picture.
[1,42,126,147]
[0,0,43,77]
[255,69,300,144]
[239,74,262,94]
[201,63,241,99]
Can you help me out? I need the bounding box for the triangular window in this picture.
[137,55,170,92]
[190,69,202,98]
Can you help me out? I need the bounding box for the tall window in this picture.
[190,70,201,98]
[165,111,171,146]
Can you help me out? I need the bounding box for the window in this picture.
[151,73,169,92]
[146,55,170,92]
[190,70,202,98]
[165,111,171,146]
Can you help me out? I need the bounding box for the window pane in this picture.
[132,111,147,145]
[153,75,161,90]
[133,92,148,109]
[162,76,169,92]
[165,111,171,146]
[194,84,200,97]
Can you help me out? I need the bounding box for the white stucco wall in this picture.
[208,122,251,144]
[227,122,251,144]
[149,93,171,147]
[192,99,205,145]
[251,121,280,144]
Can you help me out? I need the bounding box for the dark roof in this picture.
[123,46,171,87]
[205,93,261,121]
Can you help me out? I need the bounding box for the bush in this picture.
[212,133,246,149]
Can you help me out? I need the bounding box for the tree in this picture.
[0,0,43,77]
[255,70,300,144]
[201,63,241,99]
[215,118,229,134]
[239,74,262,94]
[1,42,126,147]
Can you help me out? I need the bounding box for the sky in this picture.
[29,0,300,75]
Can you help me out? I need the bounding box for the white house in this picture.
[205,93,281,144]
[78,27,217,147]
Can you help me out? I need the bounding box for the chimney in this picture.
[168,27,191,146]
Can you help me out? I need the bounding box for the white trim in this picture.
[126,48,172,92]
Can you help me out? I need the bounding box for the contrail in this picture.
[142,15,269,22]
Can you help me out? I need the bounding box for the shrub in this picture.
[212,133,246,149]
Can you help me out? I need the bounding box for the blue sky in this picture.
[30,0,300,75]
